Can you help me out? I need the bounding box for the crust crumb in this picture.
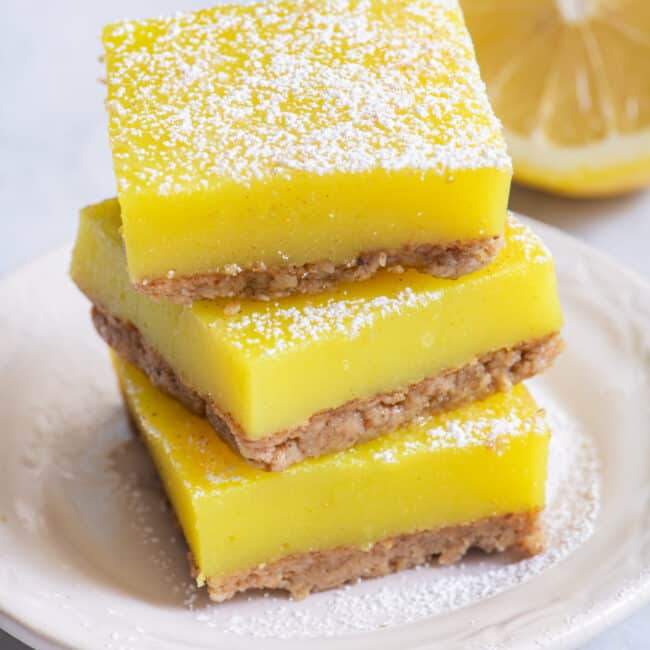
[188,511,544,602]
[135,236,505,303]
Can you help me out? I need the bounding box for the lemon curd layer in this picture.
[115,357,549,581]
[71,199,562,440]
[102,0,511,283]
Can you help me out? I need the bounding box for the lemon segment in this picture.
[462,0,650,196]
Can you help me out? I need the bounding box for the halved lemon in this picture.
[461,0,650,196]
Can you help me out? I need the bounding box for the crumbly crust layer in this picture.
[135,237,505,303]
[93,306,562,471]
[191,511,543,602]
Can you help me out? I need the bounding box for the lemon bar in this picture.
[102,0,512,301]
[115,355,548,601]
[71,199,562,470]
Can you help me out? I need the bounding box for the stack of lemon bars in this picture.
[71,0,563,602]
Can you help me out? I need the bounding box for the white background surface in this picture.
[0,1,648,648]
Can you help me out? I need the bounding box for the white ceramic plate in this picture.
[1,217,649,650]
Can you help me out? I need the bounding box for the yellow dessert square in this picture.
[115,355,549,601]
[71,199,562,461]
[102,0,512,296]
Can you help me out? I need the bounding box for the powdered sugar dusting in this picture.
[218,285,443,356]
[103,0,511,194]
[507,214,553,265]
[387,398,547,460]
[203,215,551,358]
[181,382,599,639]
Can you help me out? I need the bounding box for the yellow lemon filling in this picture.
[71,199,562,440]
[115,355,549,581]
[102,0,511,282]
